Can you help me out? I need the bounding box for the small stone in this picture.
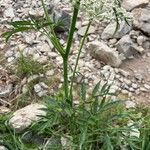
[40,82,49,89]
[22,84,28,94]
[133,45,144,54]
[46,70,55,76]
[119,69,130,77]
[29,8,44,17]
[121,90,129,95]
[61,136,72,149]
[140,87,147,92]
[129,87,135,92]
[48,52,58,58]
[56,56,62,62]
[135,89,140,95]
[130,128,140,138]
[125,100,136,109]
[28,75,39,83]
[37,56,48,64]
[5,50,14,58]
[117,35,139,58]
[135,74,143,81]
[37,43,50,53]
[21,78,27,86]
[109,39,117,45]
[109,85,119,93]
[144,84,150,90]
[24,33,36,45]
[137,36,146,46]
[0,107,11,114]
[124,79,132,86]
[109,73,115,81]
[0,84,13,98]
[132,83,138,89]
[4,7,15,18]
[33,53,40,60]
[37,90,48,97]
[34,84,42,93]
[7,57,15,62]
[128,121,140,138]
[78,25,96,36]
[146,53,150,57]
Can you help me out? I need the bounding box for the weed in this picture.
[15,54,46,78]
[29,83,138,150]
[1,0,147,149]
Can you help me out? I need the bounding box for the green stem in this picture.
[62,1,80,105]
[69,21,92,101]
[63,58,69,103]
[65,0,80,57]
[40,0,65,56]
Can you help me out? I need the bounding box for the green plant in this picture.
[1,0,137,149]
[2,0,130,106]
[0,114,40,150]
[30,83,140,150]
[15,54,46,78]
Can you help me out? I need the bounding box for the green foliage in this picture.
[0,114,40,150]
[30,83,138,150]
[15,54,45,78]
[1,18,54,42]
[1,84,150,150]
[1,0,149,150]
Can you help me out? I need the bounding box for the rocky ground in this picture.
[0,0,150,149]
[0,0,150,113]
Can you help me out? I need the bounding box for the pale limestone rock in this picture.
[133,8,150,36]
[88,41,122,67]
[9,104,46,133]
[122,0,149,11]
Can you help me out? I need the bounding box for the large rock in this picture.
[9,103,46,133]
[122,0,149,11]
[101,21,132,40]
[0,146,8,150]
[117,35,141,58]
[87,41,122,67]
[133,8,150,36]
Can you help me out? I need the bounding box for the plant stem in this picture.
[63,1,80,105]
[69,21,92,101]
[63,58,69,103]
[65,0,80,57]
[40,0,65,57]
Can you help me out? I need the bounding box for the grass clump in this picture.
[15,54,45,78]
[0,114,39,150]
[29,83,139,150]
[1,83,150,150]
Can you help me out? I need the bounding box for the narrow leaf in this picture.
[92,81,100,97]
[10,20,33,27]
[113,7,120,35]
[80,81,86,101]
[50,36,65,56]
